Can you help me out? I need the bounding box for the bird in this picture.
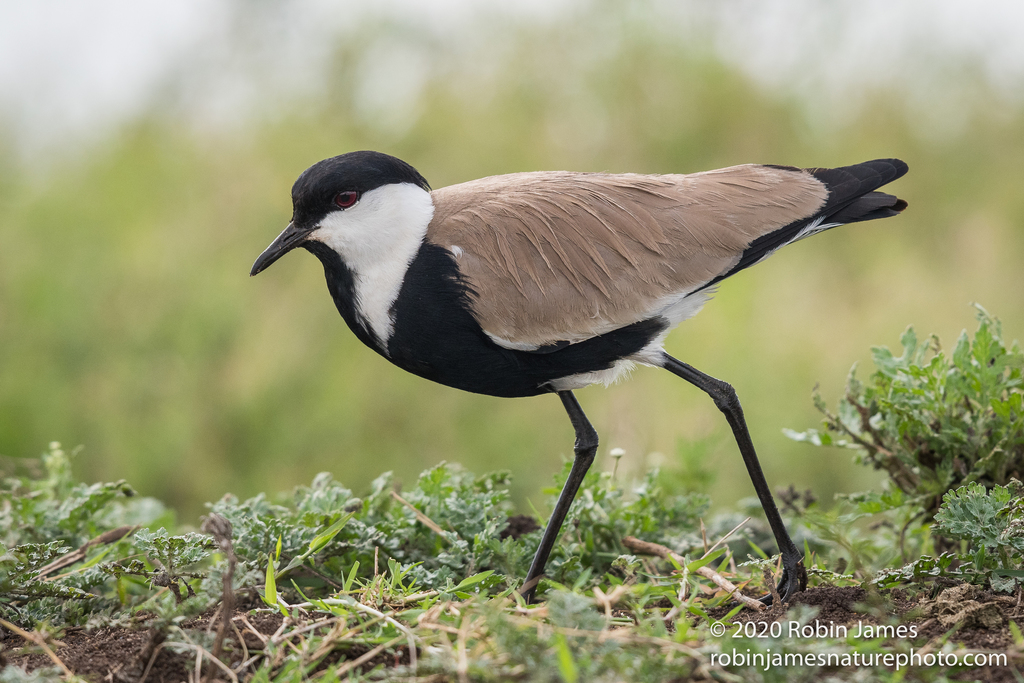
[251,151,908,604]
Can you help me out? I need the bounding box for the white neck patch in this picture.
[306,182,435,348]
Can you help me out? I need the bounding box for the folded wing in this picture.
[426,161,904,350]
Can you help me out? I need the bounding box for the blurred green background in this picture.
[1,2,1022,523]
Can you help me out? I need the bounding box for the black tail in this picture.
[698,158,907,291]
[809,158,909,223]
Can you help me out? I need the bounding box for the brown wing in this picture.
[426,164,828,349]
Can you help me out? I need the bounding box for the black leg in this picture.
[661,352,806,604]
[520,390,598,604]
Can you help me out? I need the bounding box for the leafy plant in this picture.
[101,528,214,602]
[932,480,1024,591]
[206,459,710,601]
[787,305,1024,522]
[0,443,171,623]
[872,480,1024,592]
[0,443,149,548]
[0,542,96,614]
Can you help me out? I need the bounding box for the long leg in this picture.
[661,352,806,603]
[520,390,598,604]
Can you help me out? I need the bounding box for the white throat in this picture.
[307,183,435,348]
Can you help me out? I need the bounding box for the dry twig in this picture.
[390,491,453,541]
[201,513,237,669]
[593,585,630,625]
[621,536,765,611]
[701,517,750,559]
[763,563,782,614]
[35,525,138,579]
[0,618,73,678]
[137,642,169,683]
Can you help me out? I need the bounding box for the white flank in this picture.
[549,360,637,391]
[626,288,714,366]
[624,216,841,369]
[485,332,541,352]
[306,183,435,348]
[651,288,712,327]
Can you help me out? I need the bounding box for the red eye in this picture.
[334,191,359,208]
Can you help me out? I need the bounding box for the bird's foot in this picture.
[759,555,807,607]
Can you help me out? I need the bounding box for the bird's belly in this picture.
[384,333,639,398]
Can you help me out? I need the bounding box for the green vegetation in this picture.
[784,310,1024,597]
[0,444,731,681]
[0,444,715,628]
[2,309,1023,680]
[787,305,1024,519]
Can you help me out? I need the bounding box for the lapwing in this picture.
[251,151,908,603]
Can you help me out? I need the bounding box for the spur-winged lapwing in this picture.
[251,152,908,603]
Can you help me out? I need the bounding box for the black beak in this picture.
[250,222,308,276]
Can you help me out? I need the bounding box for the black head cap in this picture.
[291,151,430,227]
